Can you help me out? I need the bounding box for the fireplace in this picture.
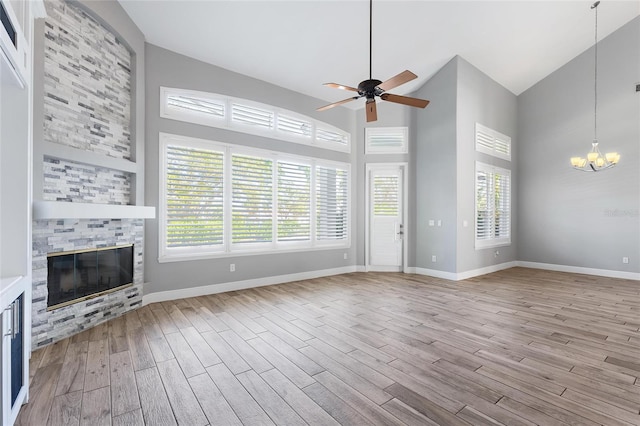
[47,245,134,310]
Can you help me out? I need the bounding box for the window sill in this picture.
[158,243,350,263]
[475,240,511,250]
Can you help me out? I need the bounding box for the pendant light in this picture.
[570,1,620,171]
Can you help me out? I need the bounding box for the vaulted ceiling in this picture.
[119,1,639,108]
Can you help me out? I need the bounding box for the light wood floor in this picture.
[17,268,640,425]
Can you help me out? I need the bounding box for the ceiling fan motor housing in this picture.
[358,79,383,99]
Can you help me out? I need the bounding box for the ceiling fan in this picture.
[317,0,430,122]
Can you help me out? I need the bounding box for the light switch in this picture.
[428,220,435,226]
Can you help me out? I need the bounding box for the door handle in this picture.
[12,299,20,339]
[4,304,13,338]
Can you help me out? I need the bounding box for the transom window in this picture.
[160,87,350,153]
[475,123,511,161]
[365,127,408,154]
[159,133,350,262]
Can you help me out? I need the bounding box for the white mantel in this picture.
[33,201,155,220]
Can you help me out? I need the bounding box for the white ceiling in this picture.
[118,1,639,109]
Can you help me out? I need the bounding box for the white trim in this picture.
[142,266,358,305]
[409,261,518,281]
[33,201,156,220]
[517,261,640,281]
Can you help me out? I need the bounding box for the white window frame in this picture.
[160,87,351,153]
[475,161,511,249]
[365,127,408,154]
[475,123,511,161]
[159,133,351,263]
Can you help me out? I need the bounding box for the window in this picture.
[316,166,348,241]
[475,162,511,249]
[365,127,408,154]
[159,133,350,262]
[277,161,311,242]
[475,123,511,161]
[160,87,351,152]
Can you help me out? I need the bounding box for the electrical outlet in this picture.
[437,220,442,227]
[343,253,348,260]
[494,250,500,257]
[622,257,629,264]
[463,220,468,228]
[428,220,435,227]
[431,255,437,262]
[230,263,235,272]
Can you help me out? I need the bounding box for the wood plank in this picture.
[112,409,145,426]
[218,330,273,373]
[79,387,110,426]
[236,370,307,425]
[147,335,175,363]
[302,382,375,426]
[136,367,177,426]
[188,373,242,426]
[201,330,251,374]
[181,326,221,367]
[47,391,82,426]
[248,335,315,388]
[55,340,88,396]
[16,363,61,425]
[260,368,339,426]
[165,330,206,377]
[84,339,109,392]
[205,363,275,426]
[258,331,324,375]
[39,338,69,367]
[126,325,155,371]
[109,351,140,416]
[382,398,440,426]
[156,359,208,425]
[385,382,471,426]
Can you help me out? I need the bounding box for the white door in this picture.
[368,165,404,271]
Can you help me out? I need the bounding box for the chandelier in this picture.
[570,1,620,171]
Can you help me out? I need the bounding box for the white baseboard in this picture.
[142,260,638,305]
[142,265,358,305]
[408,261,517,281]
[516,261,640,281]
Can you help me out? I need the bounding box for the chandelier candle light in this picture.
[570,1,620,171]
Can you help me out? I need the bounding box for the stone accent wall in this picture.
[43,0,131,159]
[43,157,131,204]
[32,219,143,348]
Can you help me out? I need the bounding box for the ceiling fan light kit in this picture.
[317,0,430,122]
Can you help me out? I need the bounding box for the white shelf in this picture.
[33,201,155,219]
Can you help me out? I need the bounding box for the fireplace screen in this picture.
[47,245,133,309]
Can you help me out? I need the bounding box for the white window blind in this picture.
[165,144,224,249]
[475,162,511,248]
[160,87,351,152]
[365,127,408,154]
[166,93,225,118]
[373,175,399,216]
[316,127,348,146]
[475,123,511,161]
[277,161,311,241]
[316,166,348,241]
[232,154,273,244]
[277,115,312,138]
[231,103,274,129]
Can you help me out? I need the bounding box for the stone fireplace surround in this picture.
[31,218,143,348]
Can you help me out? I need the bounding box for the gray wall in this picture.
[517,17,640,273]
[144,44,357,295]
[413,58,458,272]
[456,57,518,272]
